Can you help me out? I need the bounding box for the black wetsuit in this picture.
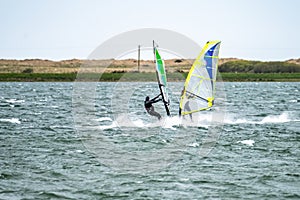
[144,95,162,120]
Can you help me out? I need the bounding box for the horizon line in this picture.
[0,57,299,62]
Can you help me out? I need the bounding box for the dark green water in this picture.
[0,82,299,199]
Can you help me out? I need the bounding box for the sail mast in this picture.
[153,40,171,116]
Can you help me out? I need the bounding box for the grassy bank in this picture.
[0,72,299,82]
[219,73,300,82]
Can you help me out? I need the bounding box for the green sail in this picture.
[154,44,170,116]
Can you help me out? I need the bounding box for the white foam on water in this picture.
[161,116,182,130]
[225,118,250,124]
[96,111,298,130]
[260,112,291,124]
[237,139,255,146]
[161,139,168,143]
[95,117,113,122]
[97,114,150,130]
[115,114,150,128]
[96,114,181,130]
[39,99,48,102]
[179,178,190,182]
[188,142,200,147]
[131,119,148,128]
[288,99,298,103]
[5,99,25,103]
[0,118,21,124]
[98,121,118,130]
[225,112,298,125]
[161,115,212,129]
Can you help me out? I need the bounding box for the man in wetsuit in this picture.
[144,94,162,120]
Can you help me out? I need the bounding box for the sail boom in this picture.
[185,90,208,103]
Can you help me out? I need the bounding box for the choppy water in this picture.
[0,82,299,199]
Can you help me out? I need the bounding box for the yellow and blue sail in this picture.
[154,44,170,116]
[179,41,221,115]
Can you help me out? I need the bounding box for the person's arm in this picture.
[151,94,161,101]
[152,98,162,103]
[149,94,162,104]
[151,94,162,103]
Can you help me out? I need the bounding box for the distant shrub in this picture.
[174,59,182,63]
[22,68,33,73]
[176,69,185,73]
[219,60,300,73]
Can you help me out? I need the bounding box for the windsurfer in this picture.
[179,88,193,121]
[144,94,162,120]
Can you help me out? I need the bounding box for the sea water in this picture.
[0,82,299,199]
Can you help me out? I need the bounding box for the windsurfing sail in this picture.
[153,41,171,116]
[179,40,221,115]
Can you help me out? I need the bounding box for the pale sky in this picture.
[0,0,299,61]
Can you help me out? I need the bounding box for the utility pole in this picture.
[137,45,140,72]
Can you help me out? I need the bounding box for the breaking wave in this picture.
[225,112,298,125]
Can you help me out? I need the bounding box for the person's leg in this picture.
[149,107,161,120]
[184,101,193,121]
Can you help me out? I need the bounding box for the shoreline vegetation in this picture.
[0,58,299,82]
